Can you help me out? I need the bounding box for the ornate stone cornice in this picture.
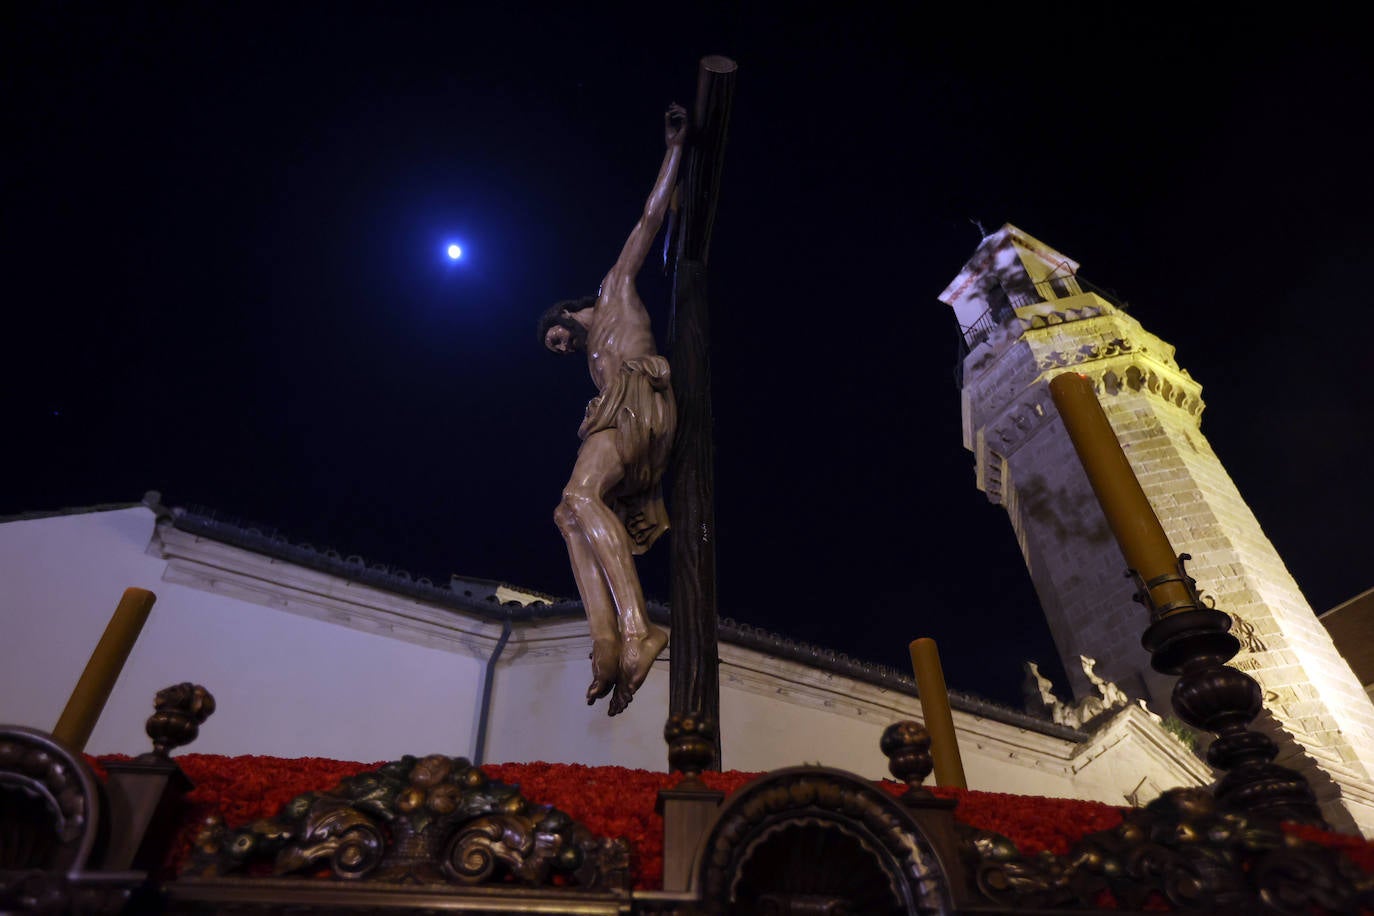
[716,619,1083,738]
[977,341,1202,460]
[964,319,1206,504]
[152,522,515,660]
[1032,344,1204,419]
[154,497,575,622]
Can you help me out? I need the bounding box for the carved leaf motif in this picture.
[275,798,385,879]
[182,755,627,890]
[444,815,536,884]
[965,788,1374,912]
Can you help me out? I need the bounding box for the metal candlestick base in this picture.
[1135,556,1324,826]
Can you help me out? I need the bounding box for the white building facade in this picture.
[1,498,1208,811]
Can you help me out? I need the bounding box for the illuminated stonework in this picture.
[943,224,1374,836]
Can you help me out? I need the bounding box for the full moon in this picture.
[447,244,462,260]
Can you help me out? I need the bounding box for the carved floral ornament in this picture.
[187,753,629,890]
[964,786,1374,912]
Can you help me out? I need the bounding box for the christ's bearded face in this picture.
[544,315,587,354]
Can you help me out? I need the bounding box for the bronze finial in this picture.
[880,720,934,801]
[664,712,717,782]
[146,683,216,757]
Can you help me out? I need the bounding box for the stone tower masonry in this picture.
[941,224,1374,835]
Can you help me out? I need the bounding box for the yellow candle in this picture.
[53,587,157,752]
[1048,372,1193,615]
[908,637,967,789]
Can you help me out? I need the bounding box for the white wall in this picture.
[0,508,486,759]
[713,642,1211,804]
[486,621,671,769]
[1,507,1211,811]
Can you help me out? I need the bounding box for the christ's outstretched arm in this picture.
[602,103,687,295]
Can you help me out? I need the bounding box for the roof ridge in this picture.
[0,501,143,524]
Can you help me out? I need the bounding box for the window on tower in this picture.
[985,278,1013,323]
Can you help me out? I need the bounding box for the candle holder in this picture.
[102,683,216,871]
[1135,555,1325,826]
[656,713,724,892]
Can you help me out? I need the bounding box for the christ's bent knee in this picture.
[555,489,596,533]
[553,500,577,533]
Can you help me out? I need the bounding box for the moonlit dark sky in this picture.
[5,6,1371,708]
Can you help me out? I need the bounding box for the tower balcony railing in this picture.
[955,278,1132,388]
[959,308,1001,352]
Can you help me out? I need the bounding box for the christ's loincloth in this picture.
[578,355,676,554]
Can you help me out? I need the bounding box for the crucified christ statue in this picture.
[537,102,686,716]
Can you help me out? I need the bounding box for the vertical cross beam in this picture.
[666,55,736,772]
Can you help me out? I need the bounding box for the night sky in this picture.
[5,7,1372,709]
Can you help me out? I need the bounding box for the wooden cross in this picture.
[666,55,736,772]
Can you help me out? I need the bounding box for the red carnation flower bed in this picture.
[88,754,1371,896]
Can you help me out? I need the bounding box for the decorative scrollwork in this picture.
[0,727,141,914]
[0,727,101,873]
[272,796,386,879]
[443,813,558,884]
[1229,612,1268,654]
[964,787,1374,912]
[698,767,952,913]
[185,754,628,890]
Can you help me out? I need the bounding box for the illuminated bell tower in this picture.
[942,224,1374,834]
